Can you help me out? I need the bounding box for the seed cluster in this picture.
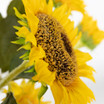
[35,13,77,86]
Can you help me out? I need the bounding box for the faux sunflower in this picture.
[54,0,85,13]
[78,14,104,49]
[4,80,50,104]
[13,0,95,104]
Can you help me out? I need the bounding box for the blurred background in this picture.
[0,0,104,104]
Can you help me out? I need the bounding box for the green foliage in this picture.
[0,0,24,72]
[0,13,3,21]
[81,32,96,49]
[0,16,20,72]
[1,92,17,104]
[11,38,25,45]
[38,84,48,100]
[0,0,36,81]
[78,24,96,50]
[7,0,24,16]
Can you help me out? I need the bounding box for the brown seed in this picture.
[35,13,77,86]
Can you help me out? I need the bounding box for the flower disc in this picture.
[35,13,77,86]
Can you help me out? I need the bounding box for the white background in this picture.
[0,0,104,104]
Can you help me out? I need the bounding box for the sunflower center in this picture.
[35,13,77,86]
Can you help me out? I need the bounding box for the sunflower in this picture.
[4,80,50,104]
[13,0,95,104]
[78,14,104,49]
[54,0,85,13]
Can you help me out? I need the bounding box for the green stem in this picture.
[0,60,29,89]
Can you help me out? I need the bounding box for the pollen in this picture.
[35,13,78,86]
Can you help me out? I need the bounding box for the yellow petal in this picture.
[18,20,28,27]
[81,14,104,44]
[39,0,47,13]
[32,60,55,85]
[25,32,37,46]
[7,80,50,104]
[72,32,82,47]
[17,43,31,51]
[16,26,37,46]
[16,26,28,37]
[22,0,39,34]
[13,7,24,19]
[9,82,22,96]
[75,50,92,65]
[29,46,45,64]
[66,78,95,104]
[81,14,98,35]
[22,0,34,14]
[47,0,53,14]
[52,4,68,21]
[13,26,21,30]
[56,0,85,14]
[50,80,64,104]
[78,64,95,82]
[51,80,70,104]
[26,10,39,34]
[62,19,79,46]
[23,0,40,14]
[2,89,8,93]
[92,31,104,44]
[60,9,71,25]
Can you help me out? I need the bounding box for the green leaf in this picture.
[81,32,96,50]
[7,0,24,16]
[0,0,24,72]
[0,13,3,21]
[1,92,17,104]
[38,84,48,100]
[11,38,25,45]
[9,50,26,72]
[8,49,35,79]
[0,16,20,72]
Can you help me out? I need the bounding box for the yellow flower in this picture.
[80,14,104,45]
[54,0,85,13]
[13,0,95,104]
[8,80,50,104]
